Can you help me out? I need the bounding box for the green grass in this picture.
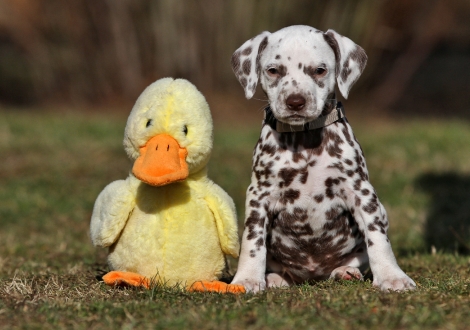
[0,110,470,329]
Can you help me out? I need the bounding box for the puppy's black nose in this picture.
[286,94,306,111]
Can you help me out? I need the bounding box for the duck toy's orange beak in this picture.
[132,134,188,186]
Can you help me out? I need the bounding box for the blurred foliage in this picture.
[0,0,469,109]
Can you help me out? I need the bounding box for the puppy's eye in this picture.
[146,119,152,127]
[267,67,278,75]
[183,125,188,135]
[315,67,326,75]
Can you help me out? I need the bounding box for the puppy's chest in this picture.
[250,124,359,235]
[257,150,323,199]
[252,130,336,202]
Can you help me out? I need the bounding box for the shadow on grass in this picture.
[416,172,470,254]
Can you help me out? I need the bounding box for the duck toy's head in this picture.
[124,78,213,186]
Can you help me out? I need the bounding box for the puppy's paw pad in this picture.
[330,266,363,281]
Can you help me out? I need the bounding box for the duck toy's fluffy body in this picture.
[90,78,244,293]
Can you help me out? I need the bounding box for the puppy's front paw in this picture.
[231,278,266,293]
[374,272,416,292]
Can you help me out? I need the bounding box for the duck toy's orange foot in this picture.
[102,271,150,289]
[188,281,246,294]
[102,272,245,294]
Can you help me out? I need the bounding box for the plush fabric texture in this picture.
[90,78,240,289]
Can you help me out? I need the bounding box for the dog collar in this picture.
[264,102,345,133]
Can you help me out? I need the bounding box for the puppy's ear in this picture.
[323,29,367,99]
[231,31,271,99]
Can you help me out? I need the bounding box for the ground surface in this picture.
[0,107,469,329]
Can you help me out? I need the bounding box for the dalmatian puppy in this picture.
[230,25,416,292]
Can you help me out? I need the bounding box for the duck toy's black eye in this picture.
[146,119,152,128]
[183,125,188,135]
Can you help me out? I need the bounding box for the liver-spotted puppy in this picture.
[230,25,416,292]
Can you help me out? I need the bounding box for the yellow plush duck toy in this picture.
[90,78,244,294]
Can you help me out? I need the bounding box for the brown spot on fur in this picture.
[278,168,299,188]
[256,36,269,75]
[292,152,305,163]
[279,208,309,224]
[340,46,367,84]
[303,65,325,88]
[323,31,341,78]
[324,130,343,157]
[299,169,308,183]
[314,194,324,203]
[240,77,247,88]
[363,194,379,214]
[329,162,345,173]
[259,191,270,200]
[355,196,361,207]
[246,210,264,240]
[261,144,276,156]
[280,189,300,204]
[325,207,341,220]
[268,64,287,88]
[353,179,362,191]
[242,59,251,75]
[325,177,340,199]
[278,64,287,77]
[368,223,377,231]
[242,47,252,56]
[342,126,355,147]
[250,200,260,208]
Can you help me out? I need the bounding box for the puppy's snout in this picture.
[286,94,306,111]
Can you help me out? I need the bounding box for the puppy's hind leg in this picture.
[329,266,363,281]
[266,272,292,288]
[330,243,368,281]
